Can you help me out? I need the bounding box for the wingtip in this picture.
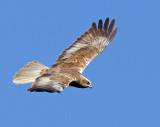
[112,18,115,22]
[103,18,109,31]
[114,26,118,33]
[109,26,118,42]
[98,19,103,30]
[92,22,97,29]
[27,88,32,92]
[115,26,118,30]
[108,18,116,35]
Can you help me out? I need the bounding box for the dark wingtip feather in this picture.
[108,19,115,35]
[92,22,97,29]
[109,26,118,42]
[90,18,117,42]
[27,88,34,92]
[103,18,109,31]
[98,19,103,30]
[27,87,55,93]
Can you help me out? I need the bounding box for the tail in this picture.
[13,61,49,84]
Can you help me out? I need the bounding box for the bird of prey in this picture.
[13,18,118,93]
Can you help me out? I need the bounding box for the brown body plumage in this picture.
[13,18,118,93]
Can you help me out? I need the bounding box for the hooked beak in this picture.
[89,84,92,88]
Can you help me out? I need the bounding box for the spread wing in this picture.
[52,18,118,73]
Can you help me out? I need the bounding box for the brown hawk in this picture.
[13,18,118,93]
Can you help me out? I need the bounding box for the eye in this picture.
[86,81,90,85]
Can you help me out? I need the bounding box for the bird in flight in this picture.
[13,18,118,93]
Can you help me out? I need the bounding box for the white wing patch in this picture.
[91,37,109,45]
[61,43,87,59]
[90,37,110,52]
[59,36,109,60]
[35,76,51,86]
[33,76,64,92]
[52,81,63,92]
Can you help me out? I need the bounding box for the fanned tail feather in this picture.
[13,61,49,84]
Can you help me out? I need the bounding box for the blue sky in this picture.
[0,0,160,127]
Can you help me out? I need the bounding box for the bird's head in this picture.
[69,74,92,88]
[77,75,92,88]
[79,78,92,88]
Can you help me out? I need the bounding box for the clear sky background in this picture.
[0,0,160,127]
